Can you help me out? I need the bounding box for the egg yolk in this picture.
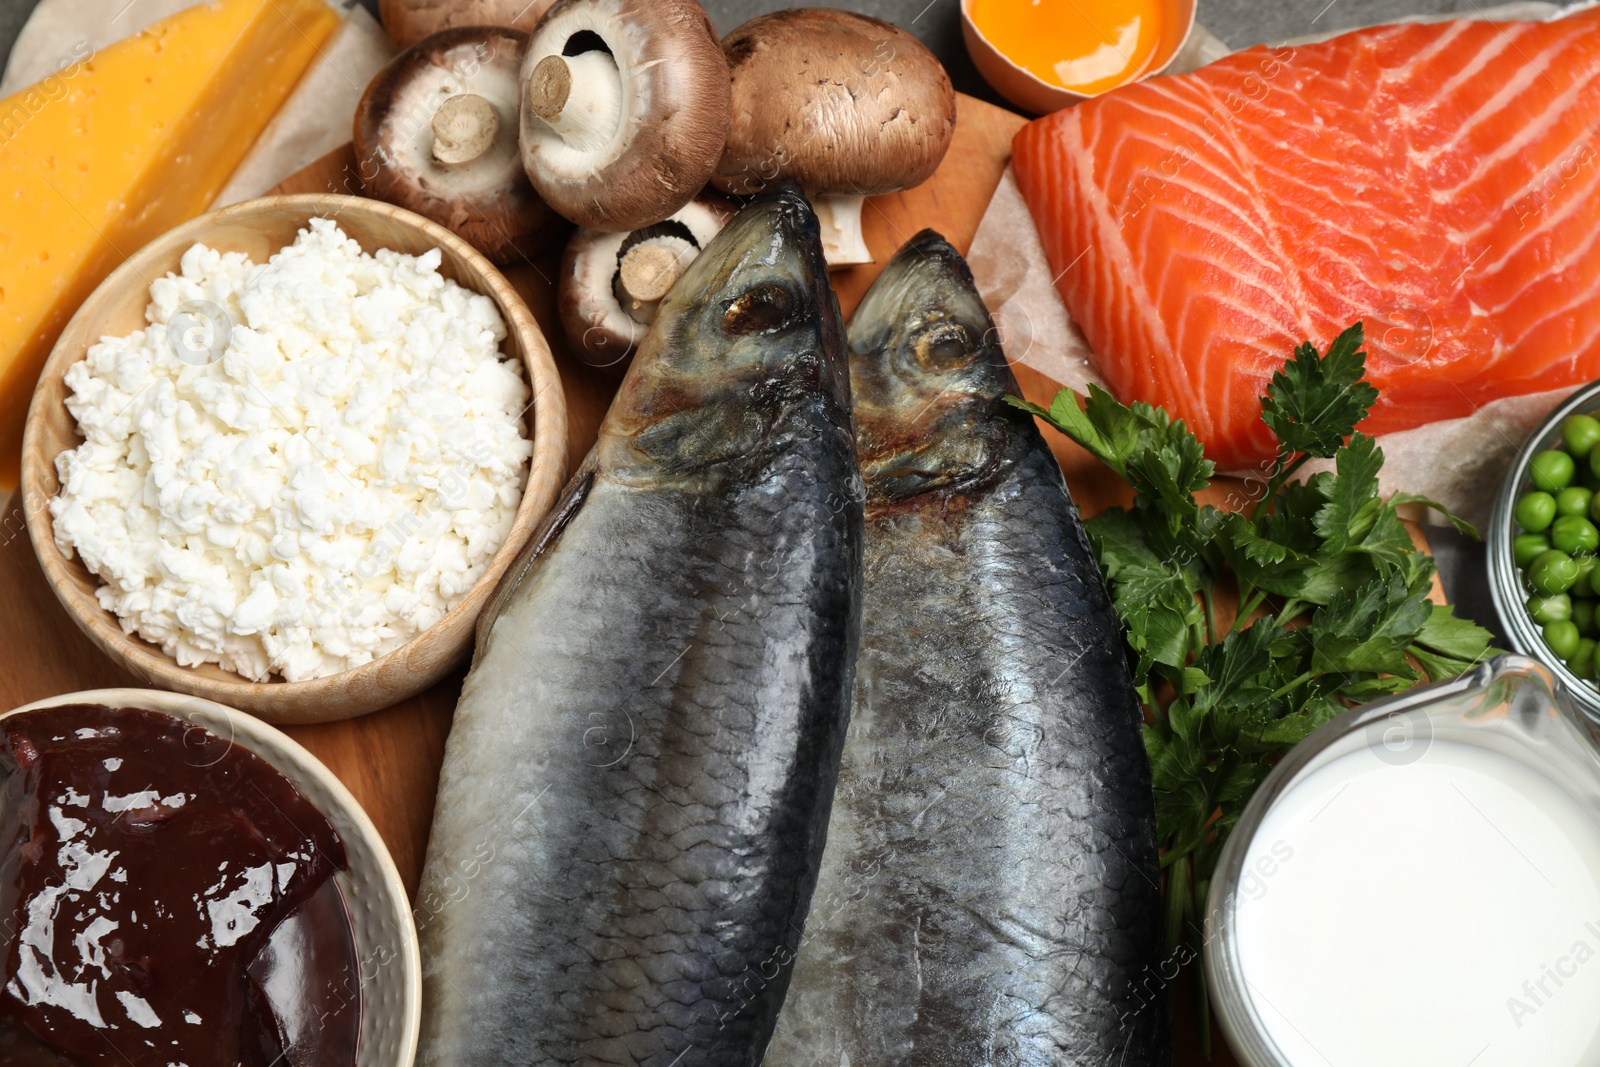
[970,0,1168,95]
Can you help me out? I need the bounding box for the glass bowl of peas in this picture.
[1490,384,1600,717]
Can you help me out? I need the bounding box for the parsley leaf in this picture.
[1006,384,1143,474]
[1261,322,1379,458]
[1408,603,1497,680]
[1313,432,1384,554]
[1306,574,1432,677]
[1391,492,1482,539]
[1012,321,1500,1054]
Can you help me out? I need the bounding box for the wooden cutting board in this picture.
[0,89,1374,1064]
[0,91,1072,887]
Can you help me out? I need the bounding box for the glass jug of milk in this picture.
[1207,654,1600,1067]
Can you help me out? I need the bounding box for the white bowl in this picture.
[1,687,421,1067]
[960,0,1198,114]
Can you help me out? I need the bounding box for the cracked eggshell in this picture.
[356,27,559,265]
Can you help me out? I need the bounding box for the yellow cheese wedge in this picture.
[0,0,340,491]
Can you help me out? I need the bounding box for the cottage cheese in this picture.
[50,219,533,682]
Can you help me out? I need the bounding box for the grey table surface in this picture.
[0,0,1531,103]
[0,0,1510,634]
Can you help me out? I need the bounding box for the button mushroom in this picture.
[356,27,557,264]
[714,9,958,268]
[558,195,733,369]
[379,0,557,50]
[518,0,731,233]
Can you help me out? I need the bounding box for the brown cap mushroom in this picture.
[356,27,559,265]
[558,195,733,369]
[518,0,731,233]
[380,0,557,50]
[714,9,958,267]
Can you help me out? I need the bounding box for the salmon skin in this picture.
[414,185,863,1066]
[1013,9,1600,469]
[765,232,1169,1066]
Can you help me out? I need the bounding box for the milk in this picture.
[1234,737,1600,1066]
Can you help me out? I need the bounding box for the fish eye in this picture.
[913,323,970,369]
[724,283,795,336]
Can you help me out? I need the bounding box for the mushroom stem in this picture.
[525,51,624,153]
[812,195,872,268]
[618,243,681,306]
[431,93,501,166]
[614,235,696,324]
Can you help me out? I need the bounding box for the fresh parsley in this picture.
[1008,323,1498,1050]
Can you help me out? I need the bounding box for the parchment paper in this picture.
[0,0,396,204]
[213,7,395,205]
[969,3,1575,528]
[0,0,195,94]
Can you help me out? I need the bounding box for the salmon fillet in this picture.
[1012,10,1600,469]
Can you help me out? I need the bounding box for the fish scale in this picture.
[415,185,862,1067]
[766,231,1167,1066]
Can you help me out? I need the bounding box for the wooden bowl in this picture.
[3,687,422,1067]
[20,195,569,724]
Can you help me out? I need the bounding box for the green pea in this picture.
[1532,450,1577,492]
[1545,620,1583,661]
[1516,533,1553,567]
[1575,557,1600,598]
[1573,637,1598,678]
[1553,516,1600,556]
[1565,415,1600,457]
[1517,491,1559,532]
[1529,549,1581,594]
[1529,593,1574,624]
[1558,486,1595,517]
[1573,599,1596,635]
